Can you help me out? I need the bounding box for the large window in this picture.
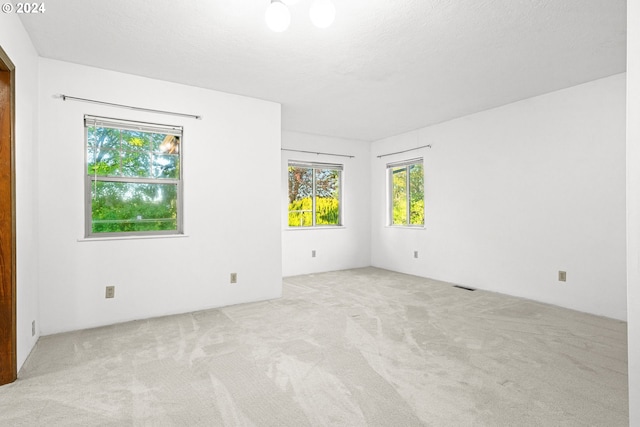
[288,161,342,227]
[85,116,183,237]
[388,158,424,226]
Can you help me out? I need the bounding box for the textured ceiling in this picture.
[19,0,626,141]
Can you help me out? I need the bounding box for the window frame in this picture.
[287,160,343,228]
[387,157,424,227]
[84,115,184,238]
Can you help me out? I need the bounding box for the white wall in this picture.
[282,131,371,276]
[37,59,282,335]
[0,14,40,371]
[627,0,639,422]
[372,74,627,320]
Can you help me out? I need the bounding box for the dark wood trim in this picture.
[0,44,16,386]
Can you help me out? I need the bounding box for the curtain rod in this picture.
[60,94,202,120]
[281,148,355,159]
[377,144,431,158]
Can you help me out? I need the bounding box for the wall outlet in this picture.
[558,271,567,282]
[230,273,237,284]
[31,320,35,337]
[312,250,316,258]
[414,251,419,259]
[105,285,115,298]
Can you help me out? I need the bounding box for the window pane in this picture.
[288,200,313,227]
[288,166,313,227]
[153,154,180,179]
[87,126,121,176]
[315,169,340,225]
[91,181,178,233]
[121,130,151,151]
[87,148,119,176]
[155,134,181,154]
[391,167,408,225]
[121,150,152,178]
[409,164,424,225]
[87,126,120,150]
[87,127,180,180]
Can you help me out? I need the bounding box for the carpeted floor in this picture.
[0,267,629,426]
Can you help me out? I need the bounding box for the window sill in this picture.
[384,225,426,230]
[78,234,189,242]
[285,226,345,231]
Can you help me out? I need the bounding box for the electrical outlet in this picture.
[558,271,567,282]
[312,250,316,258]
[31,320,35,337]
[105,285,115,298]
[230,273,237,284]
[414,251,419,259]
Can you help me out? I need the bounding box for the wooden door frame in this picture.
[0,44,16,386]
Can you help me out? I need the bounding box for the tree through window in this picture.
[288,161,342,227]
[388,158,424,226]
[85,116,183,237]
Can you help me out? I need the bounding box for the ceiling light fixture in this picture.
[265,0,335,32]
[265,0,291,32]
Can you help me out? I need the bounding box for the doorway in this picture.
[0,45,16,386]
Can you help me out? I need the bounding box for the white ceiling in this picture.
[19,0,626,141]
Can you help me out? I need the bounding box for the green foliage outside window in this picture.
[288,165,341,227]
[87,124,181,235]
[288,197,340,226]
[391,163,424,226]
[91,182,178,233]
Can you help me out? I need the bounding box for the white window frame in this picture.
[288,160,343,228]
[387,157,424,227]
[84,115,184,238]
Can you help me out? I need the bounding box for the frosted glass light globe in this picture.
[281,0,299,5]
[309,0,336,29]
[265,0,291,32]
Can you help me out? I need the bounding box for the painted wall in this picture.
[0,14,40,371]
[627,0,639,422]
[37,59,282,335]
[371,74,627,320]
[282,131,371,276]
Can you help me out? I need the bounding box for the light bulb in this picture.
[309,0,335,29]
[265,0,291,32]
[281,0,299,5]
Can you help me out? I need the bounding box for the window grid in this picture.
[388,158,424,227]
[288,161,342,228]
[84,116,183,237]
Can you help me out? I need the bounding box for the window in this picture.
[388,158,424,226]
[85,116,183,237]
[288,161,342,227]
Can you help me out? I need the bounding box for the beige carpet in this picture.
[0,267,629,426]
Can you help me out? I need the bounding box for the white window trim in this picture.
[288,160,343,228]
[387,157,424,227]
[84,115,184,238]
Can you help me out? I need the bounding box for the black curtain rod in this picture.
[281,148,355,159]
[377,144,431,158]
[60,94,202,120]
